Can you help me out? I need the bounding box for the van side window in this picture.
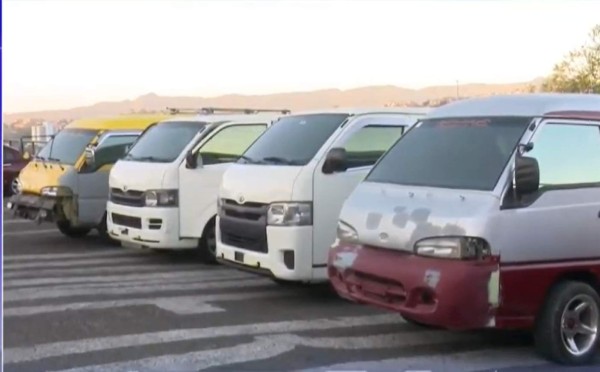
[528,123,600,186]
[341,125,405,168]
[199,124,266,165]
[94,135,139,169]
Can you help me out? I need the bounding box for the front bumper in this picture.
[6,193,58,224]
[328,243,500,330]
[216,217,318,282]
[106,201,197,249]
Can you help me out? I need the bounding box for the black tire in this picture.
[97,213,119,246]
[534,280,600,365]
[197,221,217,264]
[56,220,91,238]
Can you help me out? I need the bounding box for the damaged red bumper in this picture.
[328,243,500,330]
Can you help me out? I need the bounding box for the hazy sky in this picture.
[3,0,600,113]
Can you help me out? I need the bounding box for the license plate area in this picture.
[234,251,244,263]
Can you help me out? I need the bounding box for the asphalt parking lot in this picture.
[2,204,598,371]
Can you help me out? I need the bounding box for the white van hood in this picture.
[220,163,303,204]
[110,160,174,191]
[340,181,501,253]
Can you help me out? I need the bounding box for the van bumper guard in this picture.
[6,194,57,224]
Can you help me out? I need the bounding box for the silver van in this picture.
[327,94,600,365]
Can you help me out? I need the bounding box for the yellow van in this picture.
[7,113,189,241]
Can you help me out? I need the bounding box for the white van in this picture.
[215,108,430,283]
[106,107,289,261]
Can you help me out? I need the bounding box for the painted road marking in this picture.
[3,250,148,262]
[3,263,204,279]
[4,290,295,317]
[3,314,402,363]
[3,228,60,236]
[4,268,232,288]
[56,331,495,372]
[4,256,164,270]
[4,276,273,302]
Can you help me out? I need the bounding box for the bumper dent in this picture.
[328,243,500,330]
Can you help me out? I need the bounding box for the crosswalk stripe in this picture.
[4,256,165,270]
[4,228,60,236]
[3,250,147,262]
[3,314,403,363]
[4,290,295,317]
[3,263,203,279]
[4,276,273,302]
[5,271,254,291]
[4,268,231,288]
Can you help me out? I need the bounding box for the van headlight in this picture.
[414,237,491,260]
[336,220,359,244]
[267,202,312,226]
[144,190,178,207]
[41,186,72,197]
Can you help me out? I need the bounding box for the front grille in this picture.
[111,213,142,229]
[219,198,268,253]
[110,188,145,207]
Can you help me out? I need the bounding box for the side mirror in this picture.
[84,146,96,167]
[185,151,202,169]
[322,147,348,174]
[514,155,540,195]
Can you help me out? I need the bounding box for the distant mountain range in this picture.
[4,78,544,122]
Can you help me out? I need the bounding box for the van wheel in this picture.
[197,221,217,264]
[97,213,119,246]
[534,280,600,365]
[56,220,91,238]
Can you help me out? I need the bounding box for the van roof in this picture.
[287,107,433,116]
[427,93,600,119]
[66,113,182,131]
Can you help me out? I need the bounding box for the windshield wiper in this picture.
[125,155,170,162]
[238,155,259,164]
[261,156,300,165]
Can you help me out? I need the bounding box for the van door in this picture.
[500,119,600,263]
[178,122,270,238]
[311,113,419,268]
[77,132,140,226]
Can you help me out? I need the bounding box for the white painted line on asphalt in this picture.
[3,228,60,236]
[3,250,146,262]
[3,219,36,225]
[54,330,495,372]
[3,263,203,279]
[4,256,158,270]
[6,271,252,291]
[295,346,544,372]
[4,276,272,302]
[3,314,403,363]
[4,268,231,287]
[4,290,294,317]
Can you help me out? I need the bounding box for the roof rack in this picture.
[166,107,291,115]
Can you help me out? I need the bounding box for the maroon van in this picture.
[3,145,29,196]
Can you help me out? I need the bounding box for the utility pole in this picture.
[456,80,460,99]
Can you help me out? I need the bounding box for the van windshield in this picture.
[239,113,349,166]
[36,129,98,165]
[124,121,206,163]
[366,116,532,191]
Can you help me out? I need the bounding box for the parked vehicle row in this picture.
[6,94,600,366]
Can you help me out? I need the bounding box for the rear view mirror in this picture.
[185,151,202,169]
[322,147,348,174]
[84,146,96,167]
[514,155,540,195]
